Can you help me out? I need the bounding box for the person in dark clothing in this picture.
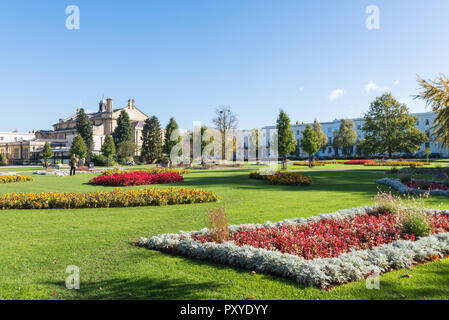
[69,154,79,176]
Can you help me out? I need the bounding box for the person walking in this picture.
[69,154,79,176]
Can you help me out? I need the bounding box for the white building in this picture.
[263,111,449,158]
[0,130,36,143]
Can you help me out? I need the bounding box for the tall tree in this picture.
[301,125,321,167]
[276,110,296,169]
[42,142,53,168]
[212,105,238,160]
[113,110,134,146]
[363,93,427,157]
[164,117,180,156]
[70,135,87,160]
[116,141,136,164]
[101,134,116,166]
[312,119,328,152]
[416,74,449,147]
[76,108,93,157]
[334,119,357,156]
[141,116,163,164]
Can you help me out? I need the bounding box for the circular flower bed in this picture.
[0,187,219,210]
[250,171,311,186]
[0,174,34,184]
[89,171,184,186]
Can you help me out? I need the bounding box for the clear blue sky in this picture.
[1,0,448,132]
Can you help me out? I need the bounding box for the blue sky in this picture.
[1,0,448,132]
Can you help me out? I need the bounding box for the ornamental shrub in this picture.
[399,209,431,238]
[205,207,229,243]
[0,154,8,166]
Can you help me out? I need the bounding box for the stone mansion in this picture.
[0,98,149,164]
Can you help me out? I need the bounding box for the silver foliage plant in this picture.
[138,206,449,288]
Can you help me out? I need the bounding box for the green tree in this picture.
[416,74,449,147]
[276,110,296,169]
[113,110,134,146]
[363,93,427,157]
[164,117,180,156]
[116,141,136,164]
[101,134,116,166]
[300,125,321,167]
[334,119,357,156]
[42,142,53,167]
[141,116,163,164]
[70,135,87,160]
[313,119,328,152]
[76,108,93,157]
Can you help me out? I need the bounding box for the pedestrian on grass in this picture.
[70,154,79,176]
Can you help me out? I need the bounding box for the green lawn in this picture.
[1,167,449,300]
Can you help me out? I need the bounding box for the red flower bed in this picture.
[344,160,375,165]
[193,212,449,260]
[403,180,449,191]
[89,171,184,186]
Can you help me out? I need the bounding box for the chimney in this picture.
[106,98,113,113]
[128,99,135,109]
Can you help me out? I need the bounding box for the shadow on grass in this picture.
[179,169,386,194]
[45,276,226,300]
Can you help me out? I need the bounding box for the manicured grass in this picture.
[1,167,449,300]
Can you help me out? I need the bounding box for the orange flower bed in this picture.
[0,187,219,210]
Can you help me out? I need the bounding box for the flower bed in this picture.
[344,160,375,165]
[101,168,191,176]
[378,177,449,196]
[89,171,184,186]
[0,187,219,210]
[364,161,430,167]
[0,175,34,184]
[404,180,449,191]
[139,206,449,288]
[250,171,312,186]
[292,162,325,166]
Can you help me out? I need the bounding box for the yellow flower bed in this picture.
[293,162,325,166]
[0,187,218,210]
[363,161,430,167]
[102,168,191,176]
[0,175,34,184]
[250,171,312,186]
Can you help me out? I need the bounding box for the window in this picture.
[328,147,332,153]
[328,137,332,144]
[357,125,361,130]
[416,121,419,126]
[425,119,430,126]
[328,128,331,133]
[425,142,430,148]
[296,130,300,135]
